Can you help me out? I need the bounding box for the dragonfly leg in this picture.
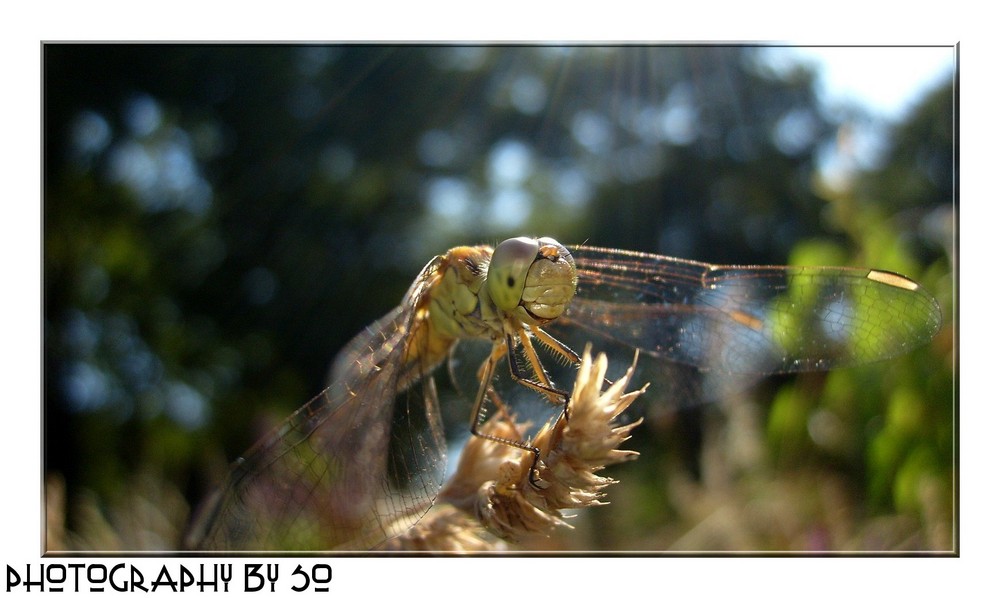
[469,341,506,432]
[471,348,526,434]
[506,328,612,427]
[530,326,581,366]
[485,385,519,430]
[506,329,570,408]
[531,326,614,389]
[469,340,548,489]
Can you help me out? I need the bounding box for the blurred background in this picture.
[43,44,955,552]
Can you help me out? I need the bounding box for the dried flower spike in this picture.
[389,346,645,551]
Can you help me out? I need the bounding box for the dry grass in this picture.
[45,470,190,553]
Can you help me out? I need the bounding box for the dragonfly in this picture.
[187,236,942,551]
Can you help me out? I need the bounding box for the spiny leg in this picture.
[531,326,615,390]
[508,327,613,425]
[530,326,581,367]
[469,329,601,488]
[505,330,574,488]
[468,342,544,480]
[469,341,506,432]
[505,329,569,407]
[470,339,564,488]
[473,348,521,431]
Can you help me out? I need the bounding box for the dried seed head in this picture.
[380,505,502,552]
[389,346,645,551]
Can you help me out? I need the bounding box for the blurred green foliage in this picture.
[43,45,954,551]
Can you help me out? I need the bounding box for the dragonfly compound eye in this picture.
[488,237,578,323]
[487,237,540,311]
[521,238,577,321]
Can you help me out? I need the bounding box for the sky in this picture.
[783,46,956,121]
[761,46,955,185]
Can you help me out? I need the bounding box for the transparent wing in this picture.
[191,290,448,551]
[558,245,943,374]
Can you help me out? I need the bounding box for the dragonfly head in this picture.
[487,237,577,325]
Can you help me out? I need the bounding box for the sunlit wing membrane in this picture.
[192,273,448,551]
[561,245,943,374]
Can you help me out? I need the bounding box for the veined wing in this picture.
[190,271,448,552]
[559,245,942,374]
